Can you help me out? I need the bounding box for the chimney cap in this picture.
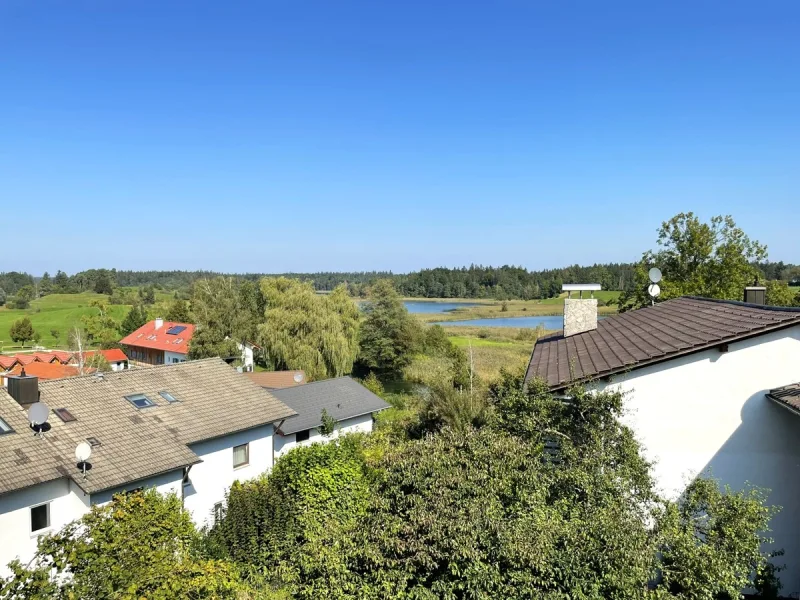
[562,284,601,292]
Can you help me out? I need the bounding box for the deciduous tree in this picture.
[618,213,767,311]
[120,304,148,336]
[9,317,34,347]
[12,285,34,309]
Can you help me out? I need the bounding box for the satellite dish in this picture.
[293,372,304,383]
[28,402,49,425]
[75,442,92,462]
[648,267,662,283]
[648,283,661,298]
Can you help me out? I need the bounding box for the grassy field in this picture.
[0,293,131,351]
[411,291,620,323]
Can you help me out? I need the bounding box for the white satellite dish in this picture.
[75,442,92,462]
[648,283,661,298]
[293,372,304,383]
[28,402,49,425]
[648,267,662,283]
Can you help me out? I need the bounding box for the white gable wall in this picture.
[274,412,375,459]
[0,478,89,578]
[164,350,187,365]
[597,324,800,594]
[184,424,274,528]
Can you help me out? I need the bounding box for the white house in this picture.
[0,358,296,576]
[525,288,800,594]
[269,376,390,458]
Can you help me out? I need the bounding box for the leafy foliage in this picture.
[257,278,360,380]
[319,408,338,437]
[11,285,34,309]
[120,304,148,336]
[9,317,34,346]
[765,279,800,307]
[357,279,420,376]
[619,213,767,311]
[165,298,193,322]
[0,490,253,599]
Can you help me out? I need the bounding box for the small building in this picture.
[2,363,85,386]
[245,370,306,389]
[119,319,195,366]
[271,376,390,458]
[525,286,800,594]
[0,358,295,576]
[80,349,129,371]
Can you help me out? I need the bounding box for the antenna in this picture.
[293,372,304,384]
[28,402,50,437]
[647,268,662,306]
[75,442,93,480]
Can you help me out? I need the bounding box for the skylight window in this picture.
[125,394,156,409]
[87,437,102,447]
[0,416,13,435]
[159,391,178,403]
[166,325,187,335]
[53,408,76,423]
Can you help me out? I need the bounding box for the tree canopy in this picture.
[9,317,35,347]
[619,213,768,311]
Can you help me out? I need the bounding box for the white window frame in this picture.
[30,502,51,535]
[233,443,249,469]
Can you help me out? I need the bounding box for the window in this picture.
[159,391,178,403]
[295,429,310,443]
[0,416,13,435]
[172,358,180,364]
[213,502,223,524]
[54,408,76,422]
[30,503,49,533]
[124,393,155,409]
[233,443,249,468]
[87,437,102,447]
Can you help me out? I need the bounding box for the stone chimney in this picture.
[562,284,601,337]
[154,317,164,330]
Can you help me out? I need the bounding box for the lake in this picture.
[434,316,564,329]
[403,301,480,314]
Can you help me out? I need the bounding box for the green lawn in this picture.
[0,293,131,351]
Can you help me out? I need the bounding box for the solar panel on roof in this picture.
[166,325,187,335]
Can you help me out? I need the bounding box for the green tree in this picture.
[81,299,120,346]
[93,271,113,295]
[120,304,148,336]
[165,298,192,323]
[9,317,34,347]
[38,272,53,296]
[257,278,360,380]
[618,213,768,311]
[139,284,156,305]
[357,279,420,376]
[0,490,252,599]
[53,270,69,291]
[12,285,34,309]
[765,279,798,307]
[0,287,5,307]
[318,408,337,437]
[49,328,60,343]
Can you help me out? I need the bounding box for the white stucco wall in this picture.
[598,324,800,593]
[164,350,187,365]
[89,469,184,506]
[274,412,375,458]
[0,478,89,577]
[183,424,274,528]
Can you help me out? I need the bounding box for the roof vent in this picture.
[744,284,766,305]
[562,284,601,337]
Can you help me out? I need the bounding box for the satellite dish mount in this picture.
[28,402,51,438]
[647,268,662,306]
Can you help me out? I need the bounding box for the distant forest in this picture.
[1,261,796,302]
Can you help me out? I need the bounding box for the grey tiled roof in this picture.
[526,297,800,390]
[0,358,296,496]
[271,376,390,435]
[767,383,800,413]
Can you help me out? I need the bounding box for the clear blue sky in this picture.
[1,1,798,275]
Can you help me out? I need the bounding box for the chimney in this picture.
[744,285,766,305]
[154,317,164,330]
[562,284,601,337]
[6,368,40,407]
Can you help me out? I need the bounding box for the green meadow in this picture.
[0,293,131,351]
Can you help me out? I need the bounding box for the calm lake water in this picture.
[434,316,564,329]
[403,301,479,314]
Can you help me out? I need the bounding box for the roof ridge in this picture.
[37,356,226,387]
[681,296,800,313]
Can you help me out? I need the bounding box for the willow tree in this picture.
[257,278,359,380]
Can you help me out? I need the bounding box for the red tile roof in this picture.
[16,355,37,366]
[0,356,19,370]
[32,352,57,363]
[8,362,86,380]
[82,349,128,363]
[51,351,74,364]
[119,320,195,355]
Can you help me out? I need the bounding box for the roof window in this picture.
[159,391,179,403]
[125,393,156,409]
[87,437,102,447]
[53,408,76,423]
[0,416,13,435]
[166,325,187,335]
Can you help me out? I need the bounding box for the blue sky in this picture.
[1,1,798,275]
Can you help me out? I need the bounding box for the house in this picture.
[270,376,390,458]
[0,358,296,576]
[245,370,306,389]
[119,318,195,366]
[525,285,800,594]
[1,363,85,386]
[80,348,129,371]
